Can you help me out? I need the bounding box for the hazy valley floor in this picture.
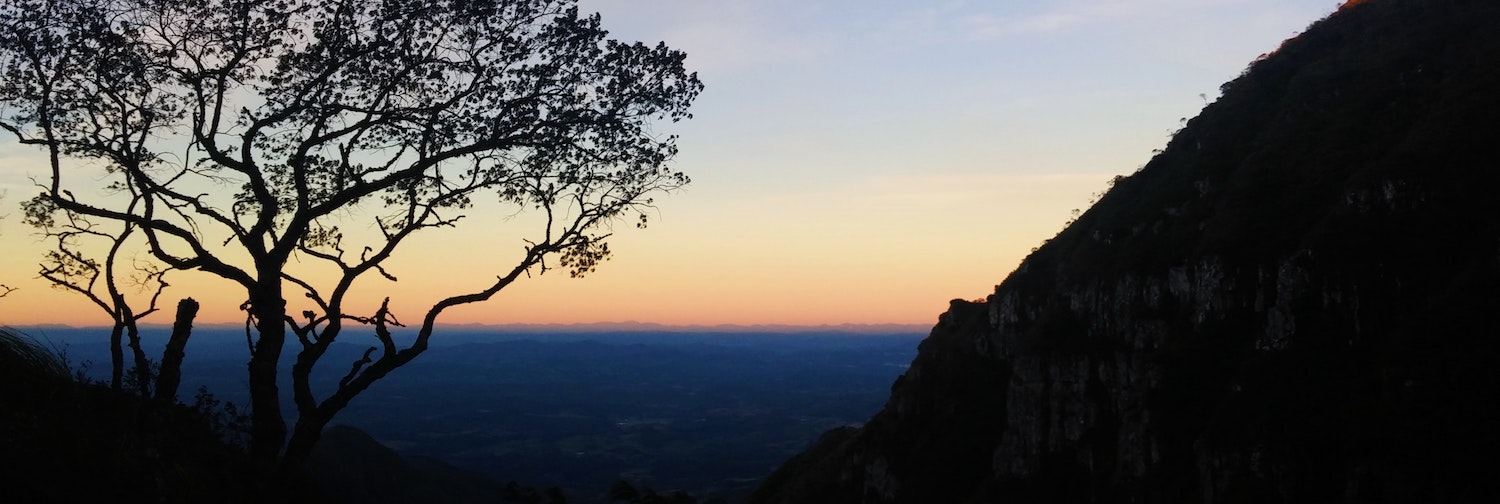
[27,326,921,501]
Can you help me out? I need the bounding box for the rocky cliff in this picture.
[747,0,1500,502]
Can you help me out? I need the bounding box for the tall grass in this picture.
[0,326,71,382]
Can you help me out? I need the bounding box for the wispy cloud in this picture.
[845,172,1115,207]
[958,11,1081,38]
[580,0,830,77]
[933,0,1253,40]
[741,172,1116,212]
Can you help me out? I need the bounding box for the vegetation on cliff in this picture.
[749,0,1500,502]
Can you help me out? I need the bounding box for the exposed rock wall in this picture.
[747,0,1500,502]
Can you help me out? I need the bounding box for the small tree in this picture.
[0,0,701,470]
[24,191,168,395]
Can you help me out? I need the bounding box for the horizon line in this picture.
[8,320,935,334]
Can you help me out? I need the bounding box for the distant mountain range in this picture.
[23,321,932,335]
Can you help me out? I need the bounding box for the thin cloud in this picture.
[848,172,1115,206]
[660,19,826,77]
[959,12,1080,38]
[580,0,829,77]
[740,172,1115,211]
[952,0,1254,40]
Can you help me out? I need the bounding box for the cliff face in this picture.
[747,0,1500,502]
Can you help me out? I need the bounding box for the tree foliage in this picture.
[24,190,169,395]
[0,0,701,469]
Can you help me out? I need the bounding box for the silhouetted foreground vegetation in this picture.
[0,327,318,503]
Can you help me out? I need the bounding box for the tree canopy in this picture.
[0,0,701,469]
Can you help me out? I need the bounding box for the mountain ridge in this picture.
[747,0,1500,502]
[17,321,932,335]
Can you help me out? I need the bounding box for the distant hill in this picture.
[747,0,1500,502]
[307,424,516,504]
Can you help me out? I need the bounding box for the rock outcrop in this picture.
[747,0,1500,502]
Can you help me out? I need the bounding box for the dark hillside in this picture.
[306,425,518,504]
[748,0,1500,502]
[0,328,304,503]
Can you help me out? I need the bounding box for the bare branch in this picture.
[338,346,376,390]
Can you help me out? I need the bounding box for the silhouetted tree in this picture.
[608,480,718,504]
[22,192,168,395]
[503,482,569,504]
[154,297,200,403]
[0,0,700,472]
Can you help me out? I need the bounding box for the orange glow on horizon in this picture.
[0,172,1103,329]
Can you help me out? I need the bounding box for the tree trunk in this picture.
[154,298,198,403]
[109,323,124,390]
[247,283,289,466]
[283,345,408,467]
[124,311,151,398]
[281,413,328,468]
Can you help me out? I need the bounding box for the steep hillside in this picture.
[747,0,1500,502]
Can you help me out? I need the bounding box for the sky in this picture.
[0,0,1341,329]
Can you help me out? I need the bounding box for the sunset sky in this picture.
[0,0,1339,329]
